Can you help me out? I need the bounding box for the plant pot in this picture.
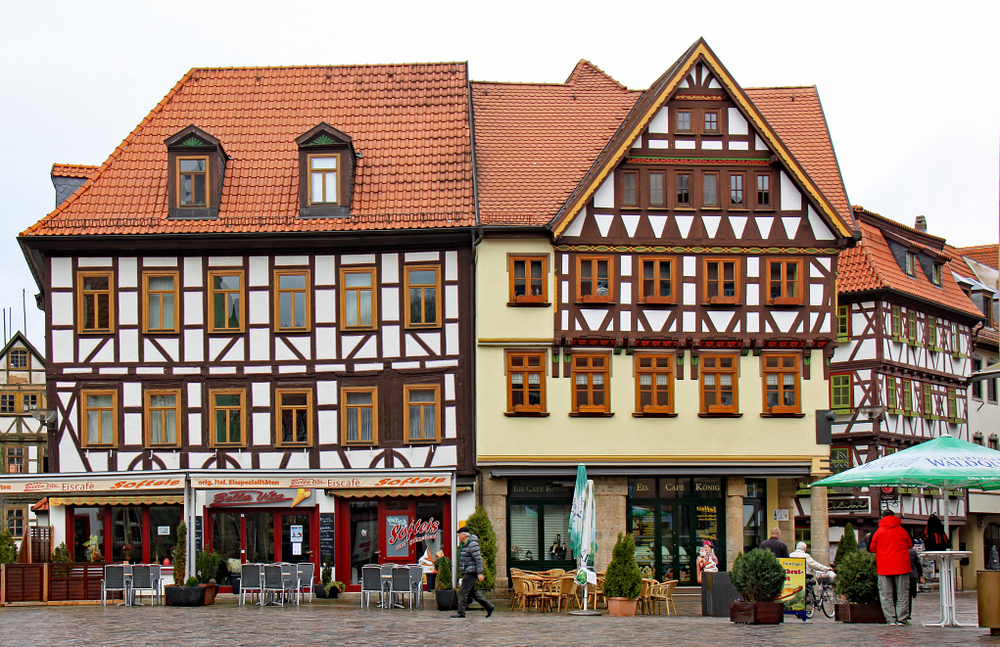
[435,589,458,611]
[729,601,784,624]
[200,584,217,605]
[834,602,885,623]
[314,584,328,599]
[607,597,639,617]
[229,575,241,596]
[426,573,436,591]
[164,585,206,607]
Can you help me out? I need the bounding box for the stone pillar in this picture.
[726,476,745,567]
[481,475,508,589]
[810,479,830,566]
[593,477,628,572]
[778,478,797,546]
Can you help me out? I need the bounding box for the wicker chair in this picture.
[518,576,544,612]
[661,579,678,616]
[638,578,657,615]
[587,575,605,609]
[541,575,578,613]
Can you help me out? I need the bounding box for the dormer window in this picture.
[296,123,356,218]
[165,126,225,219]
[904,251,916,276]
[931,263,942,286]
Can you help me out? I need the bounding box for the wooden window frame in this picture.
[923,382,933,418]
[648,170,666,208]
[208,388,246,447]
[4,446,26,474]
[341,386,378,446]
[508,255,549,305]
[766,259,803,305]
[702,171,720,208]
[404,384,441,444]
[675,171,692,208]
[5,506,26,537]
[928,316,938,349]
[728,172,747,209]
[177,155,210,207]
[907,310,918,344]
[621,170,638,208]
[576,256,614,303]
[837,305,851,338]
[887,376,898,410]
[700,353,739,414]
[675,109,692,133]
[207,270,246,334]
[571,353,611,414]
[77,270,115,334]
[404,265,442,329]
[506,350,547,414]
[904,252,916,277]
[703,110,720,134]
[637,256,677,305]
[635,353,675,415]
[0,394,13,414]
[754,172,773,210]
[142,271,180,334]
[8,349,28,369]
[702,258,741,304]
[144,389,182,448]
[340,267,378,331]
[891,305,902,339]
[273,269,312,333]
[276,388,313,447]
[948,388,958,420]
[951,323,959,354]
[19,393,40,414]
[762,353,801,414]
[306,153,342,206]
[931,263,943,286]
[903,379,913,413]
[80,389,118,448]
[830,374,853,410]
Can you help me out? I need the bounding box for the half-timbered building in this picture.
[0,332,48,543]
[827,208,983,552]
[473,40,856,585]
[15,64,477,586]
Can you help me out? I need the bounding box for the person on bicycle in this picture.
[790,541,833,577]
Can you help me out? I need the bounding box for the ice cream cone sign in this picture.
[291,488,311,507]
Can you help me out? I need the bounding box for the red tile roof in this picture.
[472,61,640,225]
[24,64,475,237]
[959,244,999,270]
[50,164,98,179]
[839,207,983,319]
[744,87,852,230]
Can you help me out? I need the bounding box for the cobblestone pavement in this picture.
[0,590,991,647]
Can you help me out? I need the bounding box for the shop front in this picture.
[63,495,183,564]
[627,477,726,585]
[506,479,576,573]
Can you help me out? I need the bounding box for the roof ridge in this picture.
[852,205,946,244]
[745,85,817,91]
[22,69,195,236]
[190,61,469,73]
[564,59,627,91]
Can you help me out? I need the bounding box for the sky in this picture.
[1,0,998,347]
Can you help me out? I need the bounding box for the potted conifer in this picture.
[729,548,786,624]
[604,532,642,617]
[434,555,458,611]
[834,551,884,623]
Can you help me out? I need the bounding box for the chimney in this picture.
[914,215,927,232]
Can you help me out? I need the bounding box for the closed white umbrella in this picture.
[569,465,600,615]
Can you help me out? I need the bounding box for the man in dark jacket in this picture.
[869,511,914,625]
[451,526,495,619]
[760,527,789,558]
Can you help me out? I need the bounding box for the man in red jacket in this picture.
[868,511,914,625]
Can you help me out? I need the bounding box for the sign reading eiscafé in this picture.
[0,477,183,494]
[192,475,451,490]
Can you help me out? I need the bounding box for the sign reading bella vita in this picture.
[208,489,313,508]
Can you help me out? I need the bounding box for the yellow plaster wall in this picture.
[476,238,554,341]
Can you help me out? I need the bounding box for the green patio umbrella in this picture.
[811,434,1000,533]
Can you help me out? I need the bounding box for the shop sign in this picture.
[778,557,807,614]
[0,477,182,494]
[192,474,450,490]
[388,517,441,548]
[207,488,313,508]
[828,497,870,513]
[510,481,573,498]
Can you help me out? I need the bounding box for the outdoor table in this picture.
[922,550,973,627]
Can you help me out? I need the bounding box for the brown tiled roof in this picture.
[978,326,999,349]
[839,207,983,319]
[472,62,640,225]
[50,164,98,180]
[959,244,999,270]
[24,64,475,237]
[744,86,853,230]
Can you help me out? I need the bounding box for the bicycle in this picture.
[804,570,837,618]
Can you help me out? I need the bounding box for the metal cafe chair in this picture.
[280,563,298,605]
[262,564,290,607]
[129,565,157,606]
[296,563,315,604]
[379,564,394,608]
[391,566,413,609]
[361,565,383,609]
[239,563,264,606]
[101,564,128,606]
[407,564,424,607]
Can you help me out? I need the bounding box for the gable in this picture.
[551,39,853,243]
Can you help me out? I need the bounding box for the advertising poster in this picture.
[778,557,807,617]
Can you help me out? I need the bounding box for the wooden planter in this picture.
[607,597,639,617]
[834,603,885,623]
[729,601,784,624]
[435,589,458,611]
[200,584,217,605]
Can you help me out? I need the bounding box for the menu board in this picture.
[195,516,203,552]
[319,513,335,567]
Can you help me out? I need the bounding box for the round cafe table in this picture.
[921,551,973,627]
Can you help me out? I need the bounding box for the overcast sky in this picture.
[2,0,997,346]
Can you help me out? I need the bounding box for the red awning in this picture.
[49,494,184,506]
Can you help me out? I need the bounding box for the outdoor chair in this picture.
[541,575,578,613]
[361,565,383,609]
[407,564,424,607]
[101,564,128,606]
[661,580,678,616]
[239,564,263,606]
[391,566,413,608]
[280,564,298,605]
[638,578,657,615]
[129,565,157,606]
[296,563,315,603]
[587,575,605,609]
[379,564,394,607]
[263,564,292,606]
[518,576,544,612]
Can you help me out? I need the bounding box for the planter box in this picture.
[164,585,206,607]
[607,597,638,617]
[435,589,458,611]
[702,572,739,617]
[730,601,784,624]
[200,584,217,605]
[834,603,885,623]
